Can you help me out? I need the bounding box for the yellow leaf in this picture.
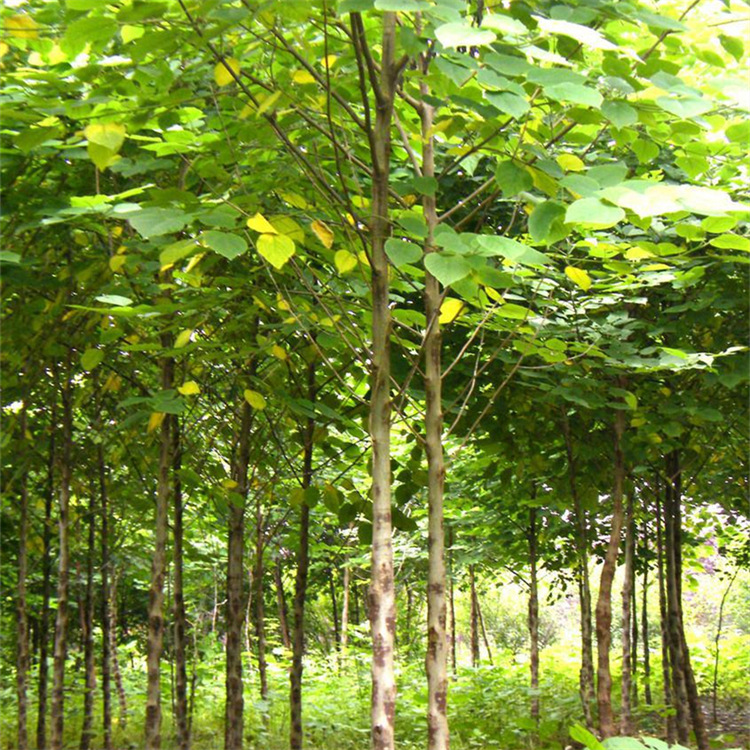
[148,412,165,433]
[271,345,287,360]
[84,123,126,152]
[244,389,266,410]
[6,14,38,40]
[565,266,592,291]
[257,233,295,269]
[247,213,278,234]
[334,250,358,274]
[257,90,282,115]
[185,253,205,273]
[174,329,193,348]
[624,247,653,260]
[439,298,464,324]
[278,192,309,209]
[270,215,304,242]
[0,43,9,58]
[103,373,122,392]
[485,286,503,303]
[109,255,127,273]
[323,54,338,69]
[311,219,334,248]
[178,381,200,396]
[214,57,240,87]
[292,69,316,84]
[557,154,585,172]
[222,478,238,489]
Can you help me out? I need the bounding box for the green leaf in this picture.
[495,159,533,197]
[565,198,625,228]
[475,236,551,265]
[481,14,527,36]
[411,175,438,196]
[0,251,21,264]
[128,208,189,238]
[603,738,650,750]
[385,238,422,267]
[701,216,737,233]
[601,100,638,129]
[81,349,104,371]
[256,233,295,269]
[569,724,605,750]
[496,302,531,319]
[434,22,496,49]
[719,34,744,61]
[709,234,750,251]
[631,140,659,164]
[656,96,713,119]
[424,253,472,287]
[95,294,132,307]
[534,16,617,51]
[201,230,248,260]
[528,201,568,244]
[243,389,266,410]
[374,0,430,10]
[484,91,530,119]
[545,83,603,108]
[160,239,200,267]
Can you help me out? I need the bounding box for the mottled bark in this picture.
[341,563,351,652]
[80,488,97,750]
[16,403,29,750]
[351,11,399,750]
[595,409,626,738]
[173,417,189,750]
[253,501,268,704]
[50,363,73,750]
[225,402,251,750]
[656,491,676,743]
[448,530,457,678]
[275,561,291,650]
[641,534,652,705]
[528,507,540,725]
[291,366,314,749]
[145,345,174,750]
[477,597,493,666]
[98,442,113,750]
[470,566,480,668]
[562,415,595,728]
[620,493,635,734]
[110,569,128,729]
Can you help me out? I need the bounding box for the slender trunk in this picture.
[448,531,457,678]
[631,558,639,708]
[712,571,737,722]
[420,90,449,750]
[290,358,315,750]
[275,561,291,650]
[470,566,480,667]
[99,442,113,750]
[253,501,268,703]
[528,507,540,725]
[145,343,174,750]
[329,572,340,651]
[352,12,399,750]
[50,361,73,750]
[620,493,635,734]
[225,402,251,750]
[173,417,189,750]
[341,563,351,652]
[244,567,253,665]
[37,411,55,750]
[188,625,198,741]
[595,408,626,738]
[656,491,676,743]
[641,535,651,706]
[668,452,709,750]
[110,570,128,729]
[80,488,97,750]
[477,597,493,666]
[562,415,595,728]
[16,403,30,750]
[664,458,690,744]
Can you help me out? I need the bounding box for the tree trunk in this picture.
[290,358,315,750]
[329,572,340,651]
[470,566,480,668]
[351,11,399,750]
[80,487,97,750]
[620,493,635,734]
[420,90,450,750]
[98,442,113,750]
[37,409,55,750]
[631,558,639,709]
[595,408,626,738]
[50,362,73,750]
[449,532,457,678]
[341,563,350,652]
[528,507,540,725]
[477,598,493,667]
[16,402,30,750]
[562,414,595,729]
[253,500,268,704]
[145,345,174,750]
[173,417,189,750]
[225,401,251,750]
[641,525,652,706]
[275,561,291,650]
[656,490,676,743]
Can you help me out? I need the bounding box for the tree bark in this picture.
[225,401,251,750]
[275,561,291,650]
[656,490,676,743]
[595,408,626,738]
[470,566,480,668]
[420,89,450,750]
[50,361,73,750]
[145,343,174,750]
[448,530,457,678]
[16,402,30,750]
[98,442,113,750]
[641,532,652,706]
[477,597,493,667]
[290,357,315,750]
[631,559,639,709]
[351,12,399,750]
[620,493,635,734]
[80,487,97,750]
[562,414,595,729]
[37,409,55,750]
[329,572,340,651]
[341,563,351,652]
[528,507,540,725]
[253,500,268,704]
